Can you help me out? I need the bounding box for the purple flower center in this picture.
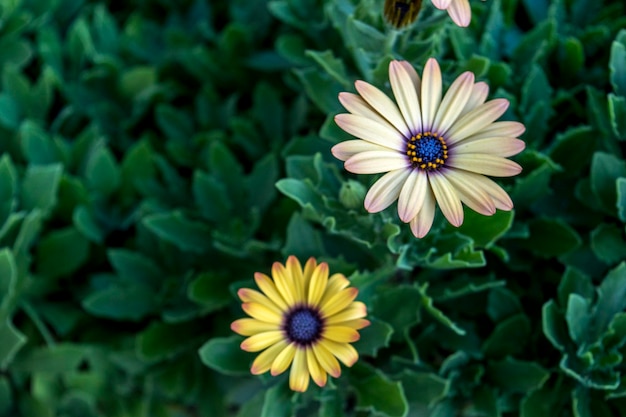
[406,132,448,171]
[284,307,323,345]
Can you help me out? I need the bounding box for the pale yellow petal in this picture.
[250,340,289,375]
[308,262,329,306]
[432,0,452,8]
[421,58,442,131]
[331,140,392,161]
[445,99,510,145]
[390,60,422,133]
[461,121,526,142]
[409,186,437,238]
[459,82,489,117]
[397,61,421,99]
[306,347,327,387]
[428,172,464,227]
[323,326,360,343]
[320,340,359,367]
[448,0,471,27]
[272,261,296,306]
[335,113,407,151]
[354,80,410,136]
[339,92,395,129]
[344,151,410,174]
[446,153,522,177]
[289,348,310,392]
[452,137,526,157]
[254,273,288,311]
[242,302,282,324]
[240,331,285,352]
[320,287,359,318]
[364,168,412,213]
[397,169,428,222]
[325,301,367,324]
[312,343,342,378]
[433,72,474,135]
[270,343,296,376]
[469,172,514,210]
[231,318,280,336]
[444,168,496,216]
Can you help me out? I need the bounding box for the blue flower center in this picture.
[406,132,448,171]
[284,307,323,345]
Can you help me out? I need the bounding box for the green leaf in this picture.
[19,121,60,165]
[591,223,626,265]
[119,66,156,98]
[305,50,350,88]
[0,38,32,70]
[558,267,594,307]
[487,287,522,322]
[35,227,89,279]
[610,30,626,95]
[192,170,231,222]
[548,125,596,177]
[0,375,12,415]
[261,382,294,417]
[72,205,104,243]
[143,212,213,253]
[0,154,17,229]
[82,284,156,321]
[592,262,626,337]
[0,248,17,299]
[618,178,626,222]
[521,218,581,258]
[457,209,514,248]
[420,285,465,336]
[156,104,194,142]
[137,321,201,362]
[11,344,88,373]
[350,362,408,417]
[590,152,626,214]
[108,249,160,287]
[399,370,450,408]
[487,358,549,393]
[565,294,592,345]
[187,272,232,313]
[608,93,626,138]
[482,313,531,357]
[21,164,63,214]
[0,318,27,370]
[293,67,343,114]
[542,300,569,351]
[353,318,393,357]
[282,212,324,259]
[198,336,252,376]
[372,285,421,341]
[246,154,278,213]
[520,64,552,113]
[85,145,120,196]
[0,93,20,129]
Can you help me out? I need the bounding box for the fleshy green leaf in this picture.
[353,318,393,357]
[487,358,550,393]
[198,336,252,376]
[0,318,27,370]
[350,362,408,417]
[35,227,89,279]
[143,212,213,253]
[261,382,294,417]
[591,223,626,265]
[590,152,626,215]
[482,313,531,357]
[21,164,63,214]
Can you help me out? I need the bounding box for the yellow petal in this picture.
[242,302,282,324]
[289,348,310,392]
[272,262,297,306]
[231,318,279,336]
[325,302,368,325]
[286,256,305,304]
[254,273,288,311]
[308,262,329,306]
[334,318,371,330]
[312,343,342,378]
[250,340,288,375]
[320,340,359,367]
[323,326,360,343]
[306,347,328,388]
[270,343,296,376]
[302,257,317,298]
[320,287,359,319]
[319,273,351,307]
[240,331,285,352]
[237,288,283,315]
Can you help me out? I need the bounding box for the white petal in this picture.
[397,169,428,222]
[338,92,393,129]
[331,140,394,161]
[355,81,410,136]
[448,0,471,27]
[432,0,452,9]
[421,58,442,131]
[452,137,526,158]
[335,114,406,151]
[471,173,514,210]
[459,82,489,117]
[345,151,410,174]
[390,61,422,134]
[364,169,412,213]
[428,171,464,227]
[446,153,522,177]
[397,61,421,97]
[409,186,437,238]
[443,168,496,216]
[445,99,510,145]
[433,72,474,136]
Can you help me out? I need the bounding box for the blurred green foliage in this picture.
[0,0,625,415]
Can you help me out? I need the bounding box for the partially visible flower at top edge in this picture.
[231,256,369,392]
[384,0,423,29]
[431,0,485,27]
[331,58,525,238]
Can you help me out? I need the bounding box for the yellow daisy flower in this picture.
[231,256,370,392]
[332,58,525,238]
